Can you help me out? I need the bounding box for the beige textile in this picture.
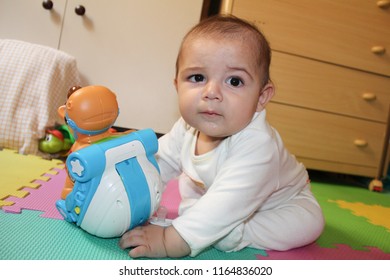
[0,39,80,155]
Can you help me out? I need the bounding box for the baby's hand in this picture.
[119,224,167,258]
[119,224,191,258]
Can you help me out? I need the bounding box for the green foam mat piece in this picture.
[0,210,129,260]
[311,182,390,253]
[0,210,265,260]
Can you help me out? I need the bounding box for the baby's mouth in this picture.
[201,110,221,116]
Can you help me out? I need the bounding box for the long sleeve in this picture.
[172,111,308,256]
[156,118,188,185]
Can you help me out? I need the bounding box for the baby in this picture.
[120,15,325,258]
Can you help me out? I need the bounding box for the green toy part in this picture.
[39,124,75,154]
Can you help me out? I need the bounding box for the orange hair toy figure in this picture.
[58,85,129,199]
[55,85,163,238]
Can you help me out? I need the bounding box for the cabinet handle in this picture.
[354,139,368,147]
[75,5,86,16]
[377,0,390,9]
[42,0,53,10]
[361,92,377,101]
[371,46,386,55]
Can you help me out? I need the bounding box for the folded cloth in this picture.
[0,39,81,155]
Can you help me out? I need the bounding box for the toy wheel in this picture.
[368,179,383,192]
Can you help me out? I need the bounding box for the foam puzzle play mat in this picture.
[1,148,389,260]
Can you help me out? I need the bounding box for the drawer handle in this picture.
[42,0,53,10]
[75,5,86,16]
[361,92,377,101]
[354,139,368,147]
[377,0,390,8]
[371,46,386,55]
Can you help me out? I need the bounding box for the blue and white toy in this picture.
[56,129,163,238]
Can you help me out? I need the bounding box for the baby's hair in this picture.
[175,15,271,88]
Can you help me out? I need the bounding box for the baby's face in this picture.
[175,37,263,138]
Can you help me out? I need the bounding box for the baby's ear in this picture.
[173,78,178,92]
[257,82,275,111]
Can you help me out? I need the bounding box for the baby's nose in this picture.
[203,81,222,101]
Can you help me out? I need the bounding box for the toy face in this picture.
[39,125,75,154]
[58,85,119,136]
[39,132,64,153]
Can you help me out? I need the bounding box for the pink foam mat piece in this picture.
[2,167,66,219]
[3,170,181,221]
[160,179,181,219]
[257,243,390,260]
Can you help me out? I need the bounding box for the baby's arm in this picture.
[119,224,191,258]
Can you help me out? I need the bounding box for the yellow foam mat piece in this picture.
[330,200,390,232]
[0,149,64,207]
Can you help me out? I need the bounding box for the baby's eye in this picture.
[227,77,243,87]
[188,74,205,83]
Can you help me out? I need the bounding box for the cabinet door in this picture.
[0,0,66,48]
[59,0,203,133]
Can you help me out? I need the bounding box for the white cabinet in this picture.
[0,0,66,48]
[0,0,204,133]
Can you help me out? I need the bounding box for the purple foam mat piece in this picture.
[2,169,182,221]
[2,167,66,219]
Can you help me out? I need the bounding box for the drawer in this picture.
[271,52,390,123]
[226,0,390,76]
[266,103,386,169]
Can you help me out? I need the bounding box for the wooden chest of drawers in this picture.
[221,0,390,188]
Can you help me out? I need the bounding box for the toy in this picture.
[57,85,127,199]
[38,124,75,154]
[56,129,163,238]
[58,85,121,150]
[368,179,383,192]
[55,85,163,238]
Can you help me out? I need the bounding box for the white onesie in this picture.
[156,110,324,256]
